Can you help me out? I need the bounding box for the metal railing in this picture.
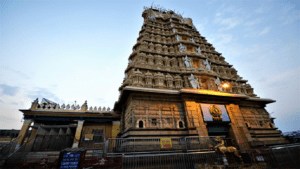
[122,151,233,169]
[270,143,300,168]
[0,136,21,160]
[107,136,225,155]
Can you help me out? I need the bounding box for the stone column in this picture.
[184,101,209,137]
[111,121,120,138]
[15,119,33,150]
[29,123,41,140]
[72,120,84,148]
[226,104,251,151]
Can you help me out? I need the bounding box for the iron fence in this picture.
[121,151,246,169]
[107,136,224,155]
[270,144,300,168]
[0,136,20,160]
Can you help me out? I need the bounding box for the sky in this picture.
[0,0,299,132]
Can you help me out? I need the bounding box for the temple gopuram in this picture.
[113,7,289,150]
[1,5,294,169]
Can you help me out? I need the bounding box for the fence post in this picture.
[134,138,135,153]
[185,137,188,152]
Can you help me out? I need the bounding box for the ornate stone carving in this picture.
[102,107,106,111]
[163,56,170,67]
[132,69,144,87]
[153,72,165,88]
[171,23,174,27]
[98,106,102,111]
[170,57,178,67]
[162,45,168,53]
[172,28,177,33]
[174,74,183,89]
[141,41,148,49]
[145,70,153,88]
[149,14,156,20]
[165,73,174,89]
[188,74,201,89]
[61,104,65,110]
[154,55,163,67]
[175,35,180,41]
[128,59,132,65]
[56,104,60,110]
[149,42,154,51]
[196,47,202,54]
[203,59,211,70]
[182,56,192,68]
[169,45,175,53]
[155,34,161,42]
[190,38,195,43]
[147,54,154,65]
[155,43,162,53]
[66,104,70,110]
[178,43,186,52]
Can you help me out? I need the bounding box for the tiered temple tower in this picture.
[114,6,288,150]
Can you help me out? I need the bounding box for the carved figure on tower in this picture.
[182,56,192,68]
[188,74,201,89]
[203,59,211,70]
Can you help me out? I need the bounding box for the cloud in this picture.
[244,18,263,26]
[214,15,242,30]
[26,87,63,103]
[0,84,19,96]
[0,100,2,103]
[12,102,18,105]
[1,66,30,79]
[215,34,233,46]
[255,7,263,14]
[259,27,271,36]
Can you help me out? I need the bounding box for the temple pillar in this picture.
[72,120,84,148]
[226,104,251,151]
[184,101,209,137]
[15,119,33,150]
[111,121,120,138]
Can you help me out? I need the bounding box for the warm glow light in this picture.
[222,83,229,88]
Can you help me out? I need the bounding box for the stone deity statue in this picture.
[182,56,192,68]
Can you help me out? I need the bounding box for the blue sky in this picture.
[0,0,299,132]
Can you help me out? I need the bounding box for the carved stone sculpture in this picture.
[203,59,211,70]
[175,35,180,41]
[66,104,70,110]
[188,74,201,89]
[154,55,163,67]
[165,73,174,89]
[147,54,154,65]
[132,69,144,87]
[178,43,186,52]
[174,74,183,89]
[154,72,165,88]
[182,56,192,68]
[209,137,244,164]
[196,47,202,54]
[164,56,170,67]
[149,15,156,20]
[144,70,153,88]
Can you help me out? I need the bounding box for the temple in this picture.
[3,6,290,165]
[113,7,288,150]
